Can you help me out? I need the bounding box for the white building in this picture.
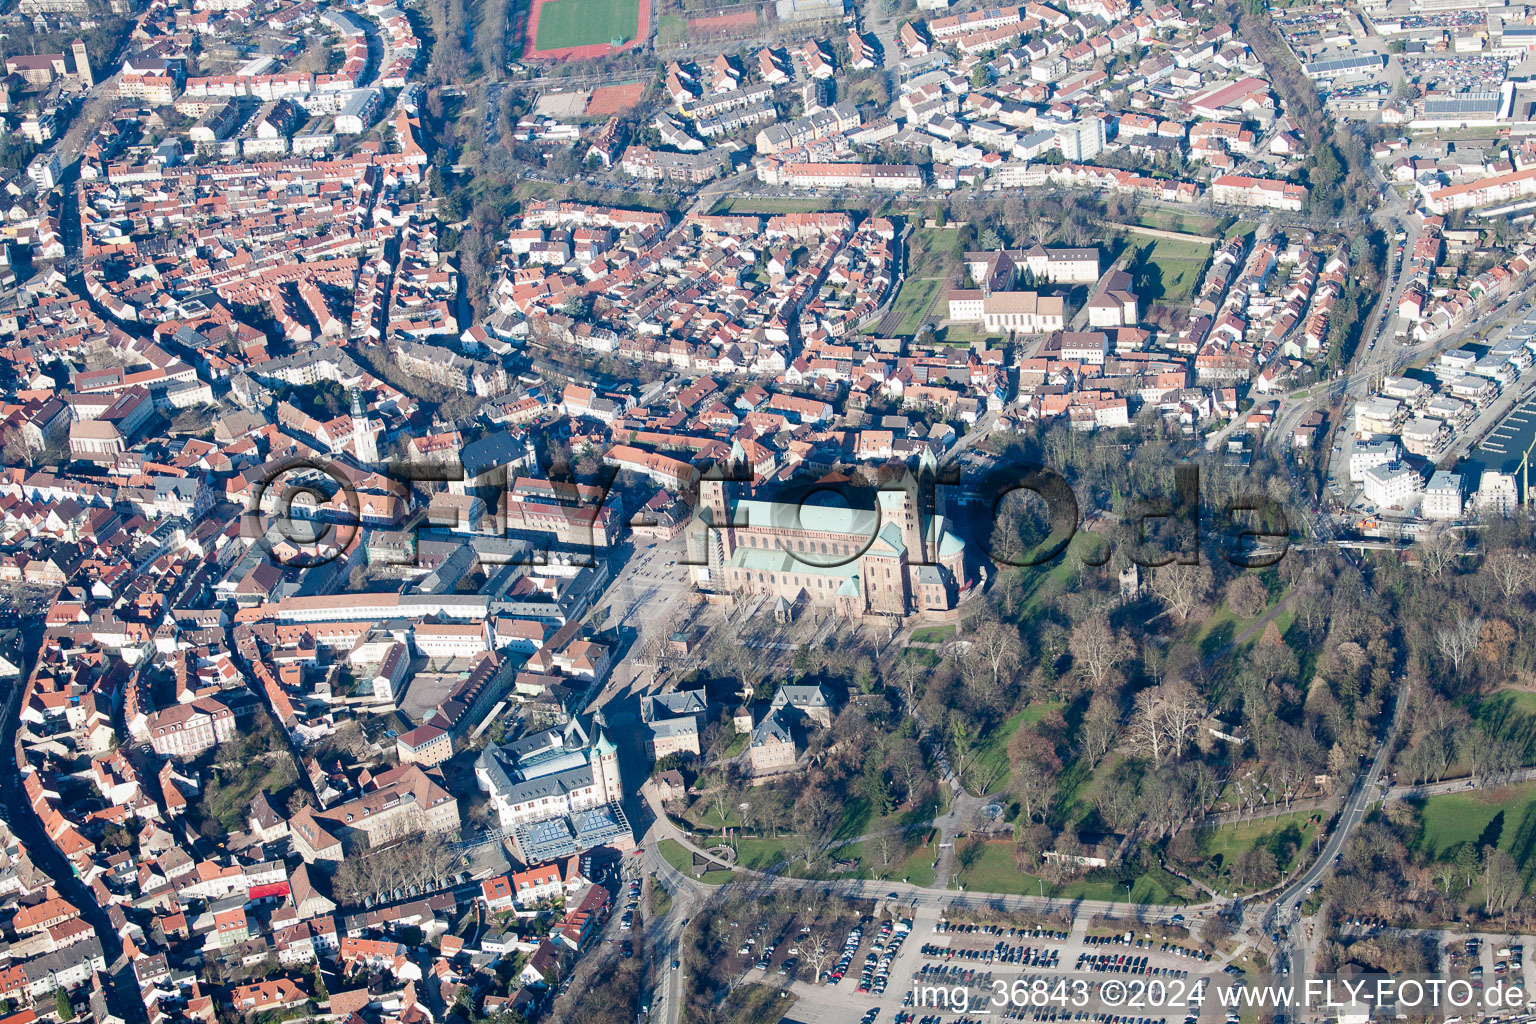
[775,0,845,21]
[335,88,383,134]
[1477,470,1520,514]
[413,621,490,659]
[1055,117,1105,161]
[1060,331,1109,364]
[25,151,60,190]
[1349,439,1399,482]
[474,718,633,862]
[1362,463,1423,509]
[1423,470,1463,520]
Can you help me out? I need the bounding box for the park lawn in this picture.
[1487,689,1536,715]
[1189,576,1286,657]
[1058,752,1125,823]
[907,225,962,277]
[735,838,790,871]
[937,324,1006,346]
[1471,690,1536,765]
[894,842,939,887]
[910,624,956,644]
[197,736,300,833]
[1020,559,1078,615]
[952,844,1185,903]
[659,839,694,874]
[649,877,672,918]
[970,701,1065,797]
[1415,780,1536,862]
[513,178,675,211]
[1110,233,1212,309]
[1191,603,1245,657]
[899,647,940,669]
[683,799,742,832]
[828,792,913,842]
[813,838,939,885]
[1200,810,1322,889]
[1152,257,1206,306]
[659,839,737,884]
[684,778,795,833]
[534,0,642,49]
[722,732,749,758]
[861,788,947,833]
[888,277,942,335]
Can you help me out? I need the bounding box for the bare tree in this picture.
[1148,563,1212,623]
[874,830,897,870]
[1079,693,1121,765]
[1069,612,1134,689]
[1131,689,1164,766]
[1485,550,1536,602]
[971,757,1008,797]
[804,936,837,983]
[969,618,1023,692]
[1225,575,1268,619]
[1470,731,1521,788]
[1484,847,1524,917]
[1012,757,1054,823]
[886,736,926,796]
[1436,616,1484,677]
[0,430,37,469]
[1157,679,1205,761]
[896,655,925,705]
[1418,524,1465,579]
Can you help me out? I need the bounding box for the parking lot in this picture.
[774,909,1233,1024]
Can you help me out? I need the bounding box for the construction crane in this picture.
[1521,431,1536,507]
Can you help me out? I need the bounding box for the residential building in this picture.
[640,689,708,760]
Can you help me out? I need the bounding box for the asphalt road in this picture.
[1266,685,1407,982]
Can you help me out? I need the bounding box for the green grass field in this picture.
[534,0,641,49]
[1415,780,1536,863]
[1129,236,1212,307]
[969,701,1064,797]
[1200,810,1321,879]
[953,843,1186,903]
[659,838,693,873]
[1472,690,1536,766]
[655,13,687,44]
[886,277,942,335]
[1058,752,1125,823]
[1490,690,1536,715]
[823,837,939,885]
[658,839,737,884]
[1140,210,1220,235]
[908,225,961,277]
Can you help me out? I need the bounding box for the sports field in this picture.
[533,0,642,50]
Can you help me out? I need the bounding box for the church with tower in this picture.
[349,387,380,465]
[690,446,970,622]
